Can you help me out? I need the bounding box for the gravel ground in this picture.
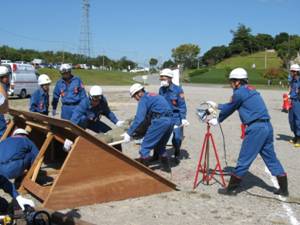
[3,84,300,225]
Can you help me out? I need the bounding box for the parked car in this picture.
[2,63,39,98]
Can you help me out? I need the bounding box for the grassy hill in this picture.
[216,51,283,70]
[37,68,135,85]
[187,51,287,86]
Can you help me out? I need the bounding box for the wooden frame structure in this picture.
[3,109,176,210]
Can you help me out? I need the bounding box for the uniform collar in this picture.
[39,88,48,96]
[162,83,174,91]
[62,75,75,83]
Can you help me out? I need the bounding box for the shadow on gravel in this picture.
[223,166,277,194]
[276,133,292,142]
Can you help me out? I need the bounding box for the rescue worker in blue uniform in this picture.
[121,83,173,172]
[29,74,51,115]
[288,64,300,147]
[52,64,86,120]
[70,85,124,150]
[207,68,288,196]
[0,66,10,138]
[159,68,188,161]
[0,128,36,210]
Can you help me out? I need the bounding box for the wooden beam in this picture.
[0,120,14,141]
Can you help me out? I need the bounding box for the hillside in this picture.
[216,51,283,70]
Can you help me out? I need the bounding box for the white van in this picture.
[2,63,39,98]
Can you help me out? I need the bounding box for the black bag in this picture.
[131,113,152,139]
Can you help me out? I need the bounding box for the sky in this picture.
[0,0,299,66]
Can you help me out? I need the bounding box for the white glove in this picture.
[288,94,291,98]
[208,118,218,126]
[16,195,35,211]
[52,110,56,116]
[63,139,73,152]
[116,120,125,127]
[181,119,190,126]
[121,132,131,143]
[206,101,218,109]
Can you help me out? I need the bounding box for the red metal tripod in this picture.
[193,123,226,189]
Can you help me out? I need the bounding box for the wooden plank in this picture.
[25,121,50,132]
[0,120,14,141]
[43,137,176,210]
[22,179,49,201]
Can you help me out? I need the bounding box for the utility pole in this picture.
[264,49,267,69]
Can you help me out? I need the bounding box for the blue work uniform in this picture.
[127,92,173,158]
[71,96,119,133]
[0,83,8,138]
[0,136,39,197]
[159,83,187,151]
[288,76,300,136]
[52,76,86,120]
[218,85,286,178]
[29,88,49,115]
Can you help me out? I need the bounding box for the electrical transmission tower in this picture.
[79,0,91,57]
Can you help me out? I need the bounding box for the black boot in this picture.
[136,157,152,167]
[274,175,289,197]
[289,136,297,144]
[218,175,241,196]
[160,156,171,173]
[150,149,160,162]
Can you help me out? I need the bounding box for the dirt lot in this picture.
[4,84,300,225]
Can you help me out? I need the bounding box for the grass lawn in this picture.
[216,51,283,70]
[38,68,136,85]
[187,68,288,88]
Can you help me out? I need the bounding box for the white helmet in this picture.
[59,64,72,73]
[13,128,28,136]
[160,68,173,78]
[229,68,248,80]
[129,83,144,97]
[290,64,300,71]
[38,74,51,86]
[89,85,103,96]
[0,66,9,77]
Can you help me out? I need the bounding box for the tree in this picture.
[202,45,231,65]
[162,59,176,69]
[149,58,158,67]
[274,32,289,47]
[171,43,200,69]
[263,67,287,82]
[255,33,274,50]
[229,24,254,54]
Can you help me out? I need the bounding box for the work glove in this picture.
[116,120,125,127]
[52,109,56,117]
[121,132,131,143]
[206,101,218,109]
[181,119,190,126]
[208,118,218,126]
[16,195,35,211]
[63,139,73,152]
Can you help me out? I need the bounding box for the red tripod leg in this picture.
[193,132,209,189]
[209,134,226,187]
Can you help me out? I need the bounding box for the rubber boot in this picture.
[174,146,181,164]
[160,156,171,173]
[150,149,160,162]
[274,175,289,197]
[289,136,297,144]
[136,157,152,167]
[294,137,300,147]
[218,175,241,196]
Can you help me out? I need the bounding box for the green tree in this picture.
[229,24,254,54]
[255,33,274,50]
[171,43,200,69]
[149,58,158,67]
[162,59,176,69]
[202,45,231,65]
